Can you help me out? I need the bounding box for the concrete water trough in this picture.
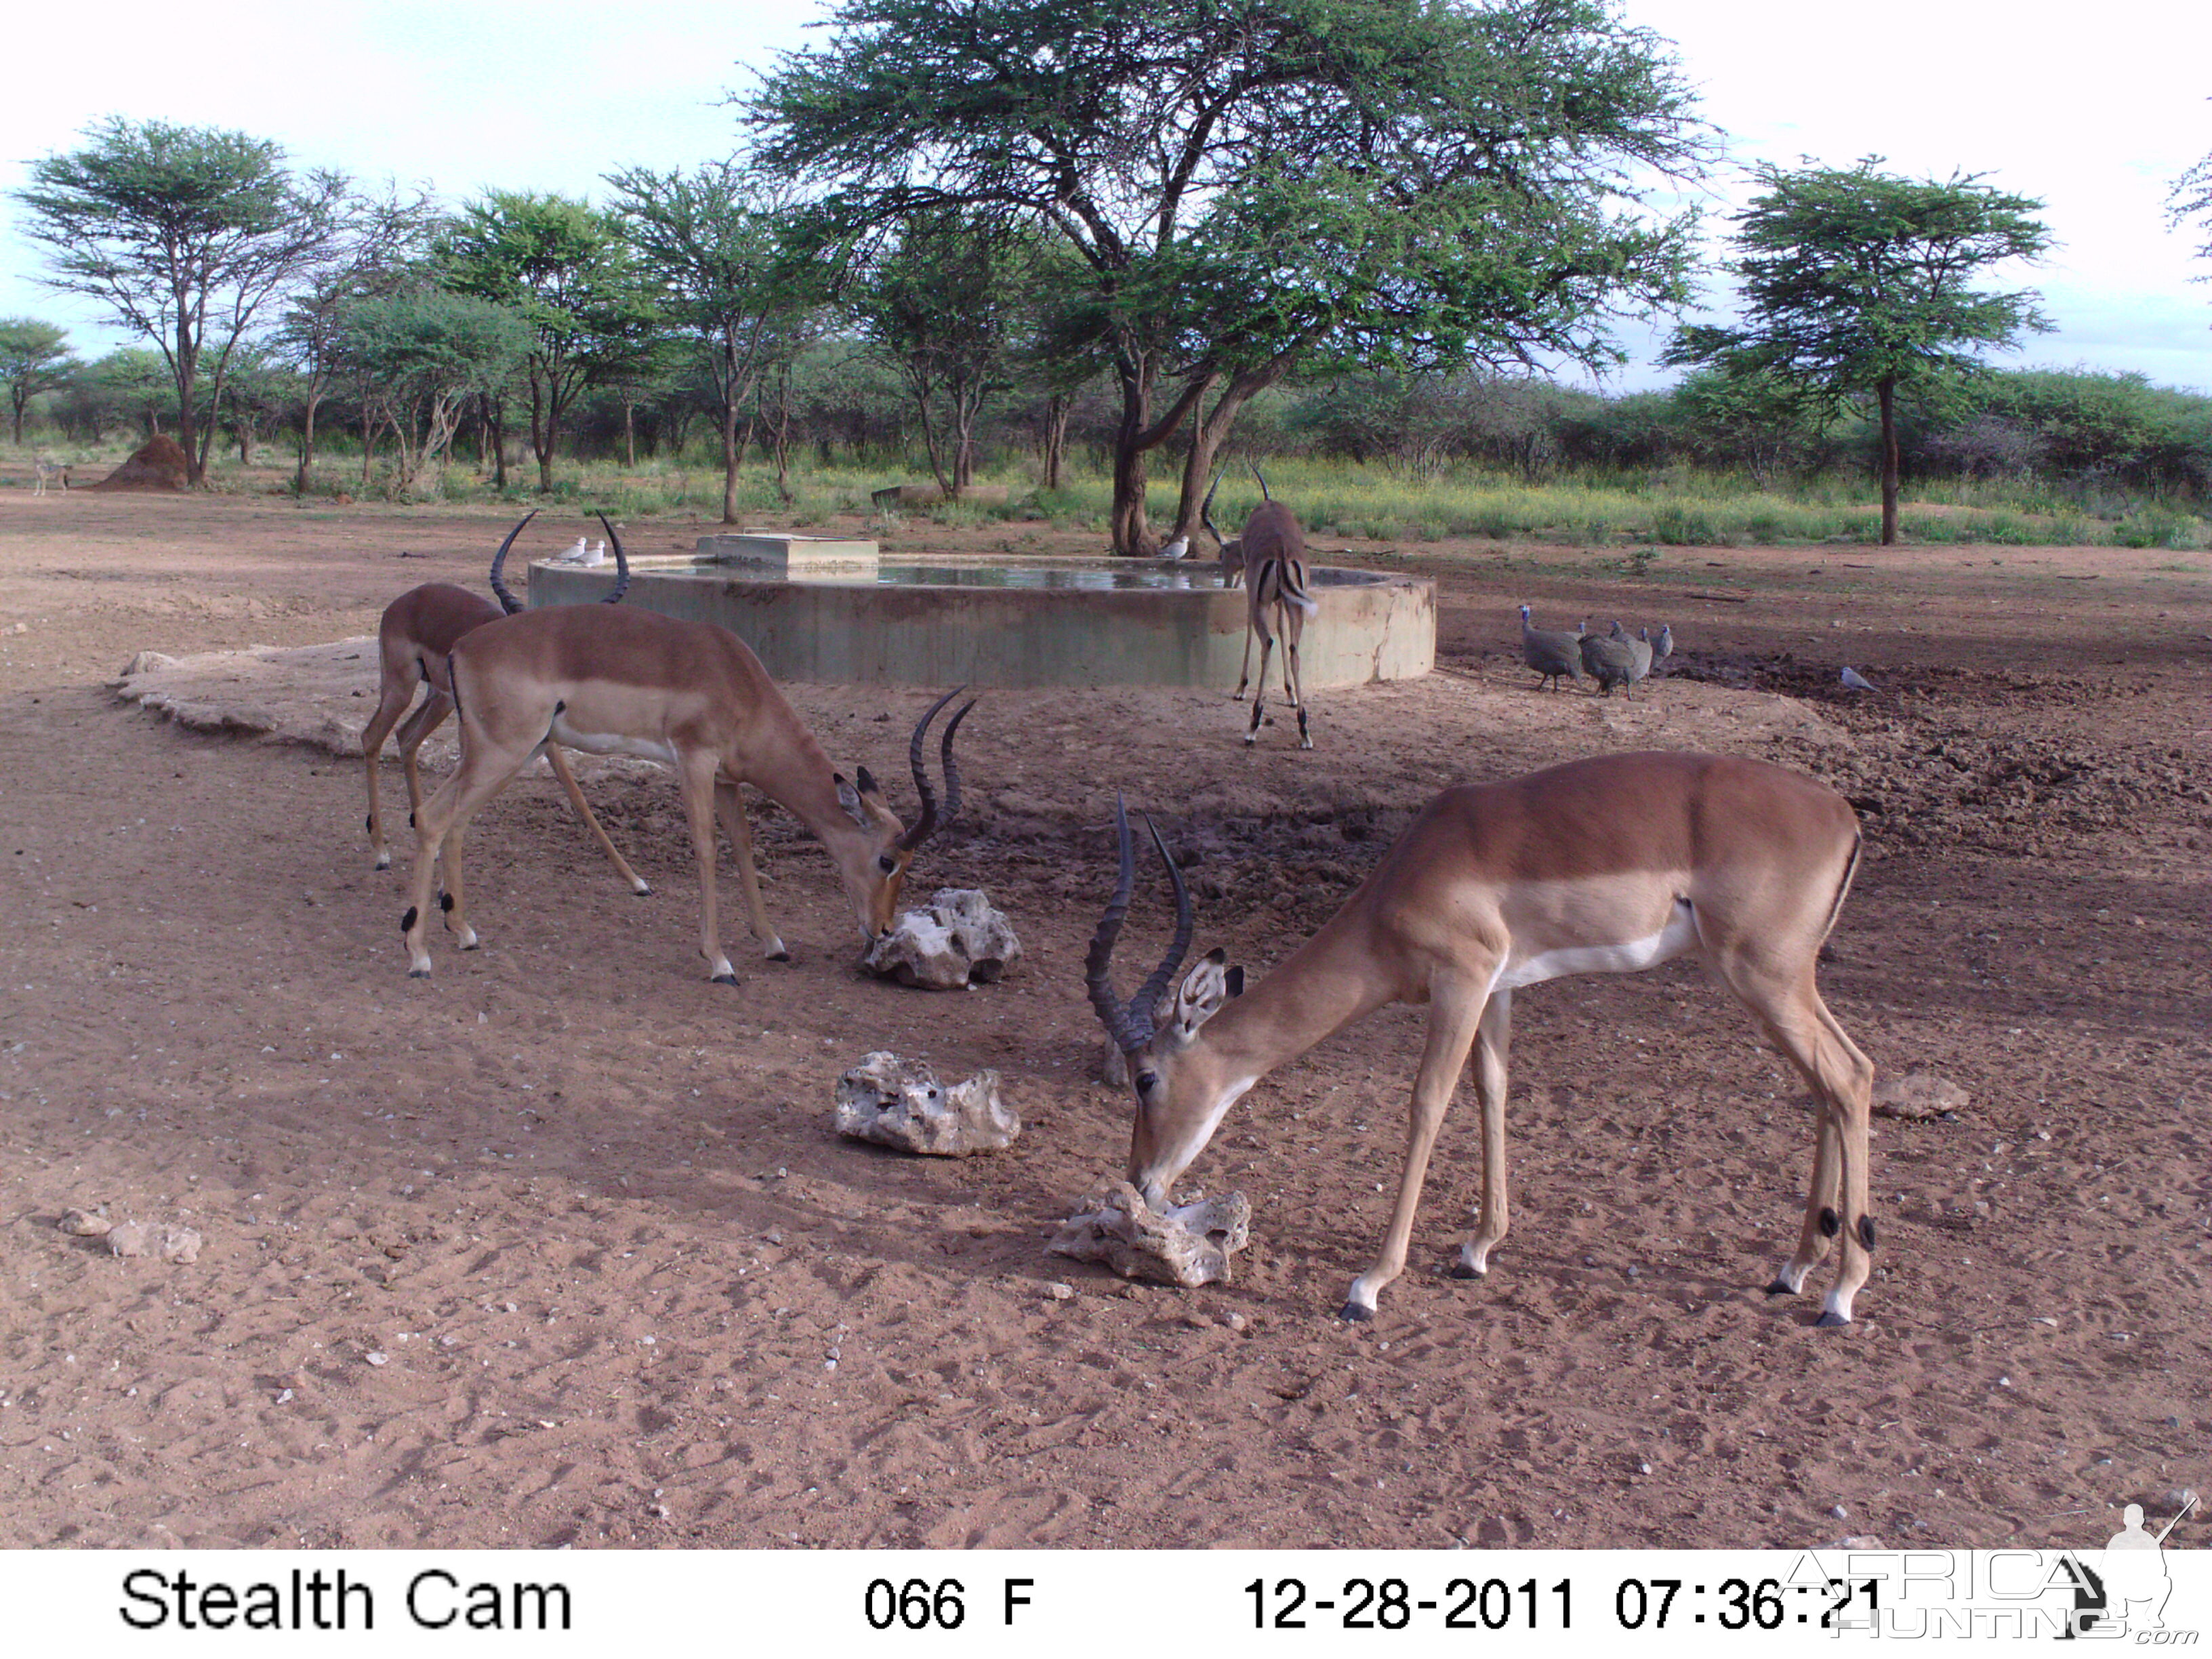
[528,534,1433,690]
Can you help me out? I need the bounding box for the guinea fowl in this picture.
[1580,624,1645,697]
[1518,605,1588,691]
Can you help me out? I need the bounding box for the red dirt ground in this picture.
[1,482,2206,1551]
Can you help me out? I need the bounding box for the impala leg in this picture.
[1721,958,1876,1324]
[1233,619,1257,700]
[714,777,789,961]
[1283,614,1311,750]
[361,676,422,870]
[403,743,523,978]
[547,745,650,895]
[1245,629,1277,745]
[1344,972,1490,1321]
[441,814,480,950]
[1454,987,1513,1278]
[395,691,451,819]
[680,755,737,984]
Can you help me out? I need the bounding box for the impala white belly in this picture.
[1494,897,1699,989]
[546,714,679,769]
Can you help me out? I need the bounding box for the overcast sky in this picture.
[2,0,2207,394]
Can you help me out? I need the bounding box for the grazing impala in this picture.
[361,511,642,894]
[398,588,973,980]
[1087,752,1877,1325]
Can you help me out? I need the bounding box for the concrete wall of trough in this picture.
[529,558,1434,690]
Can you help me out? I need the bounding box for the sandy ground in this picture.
[0,478,2207,1551]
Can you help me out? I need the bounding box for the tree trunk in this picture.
[295,376,324,492]
[1042,393,1070,491]
[1107,346,1215,554]
[1170,359,1294,539]
[1877,375,1900,547]
[623,401,636,469]
[9,394,24,447]
[720,391,740,525]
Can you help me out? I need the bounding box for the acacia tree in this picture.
[1667,159,2051,545]
[438,192,657,492]
[0,320,81,445]
[274,182,438,489]
[847,211,1046,497]
[333,289,531,495]
[605,163,811,521]
[12,118,348,485]
[750,0,1709,552]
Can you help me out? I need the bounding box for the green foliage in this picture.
[1668,157,2051,542]
[438,191,660,490]
[12,117,350,480]
[0,318,81,445]
[1669,159,2052,399]
[750,0,1715,548]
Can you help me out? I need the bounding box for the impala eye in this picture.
[877,855,898,874]
[1135,1071,1158,1093]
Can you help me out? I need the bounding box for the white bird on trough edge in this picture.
[1840,665,1879,691]
[1157,535,1190,560]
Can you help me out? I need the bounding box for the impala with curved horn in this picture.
[398,569,974,981]
[1088,752,1877,1325]
[362,510,638,888]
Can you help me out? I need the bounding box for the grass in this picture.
[11,434,2207,551]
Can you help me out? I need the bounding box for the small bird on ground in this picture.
[1841,665,1879,691]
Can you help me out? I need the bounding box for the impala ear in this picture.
[855,764,881,796]
[834,772,871,828]
[1169,947,1239,1043]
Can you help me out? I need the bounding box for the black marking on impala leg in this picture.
[1858,1215,1877,1251]
[1819,1207,1841,1239]
[408,811,416,830]
[401,907,418,933]
[364,814,372,832]
[439,892,454,913]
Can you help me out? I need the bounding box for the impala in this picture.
[1087,751,1877,1324]
[361,511,643,895]
[398,589,973,981]
[1229,466,1317,748]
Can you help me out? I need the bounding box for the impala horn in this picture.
[1086,793,1194,1055]
[1200,464,1228,544]
[893,686,978,853]
[486,509,541,615]
[596,512,631,605]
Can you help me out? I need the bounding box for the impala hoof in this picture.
[407,967,431,980]
[1814,1310,1853,1328]
[1337,1302,1374,1324]
[373,853,390,870]
[1449,1260,1486,1280]
[632,882,651,897]
[1764,1276,1798,1297]
[711,972,739,986]
[769,951,792,964]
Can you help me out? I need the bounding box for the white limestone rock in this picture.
[834,1051,1019,1156]
[1873,1071,1971,1120]
[107,1221,202,1263]
[1048,1181,1252,1288]
[862,888,1022,990]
